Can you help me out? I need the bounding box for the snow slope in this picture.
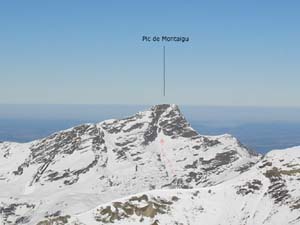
[0,104,299,225]
[66,146,300,225]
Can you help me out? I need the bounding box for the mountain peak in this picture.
[149,104,179,112]
[142,104,198,141]
[146,104,182,124]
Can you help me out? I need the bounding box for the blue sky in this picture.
[1,1,300,106]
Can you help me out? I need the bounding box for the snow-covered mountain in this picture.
[0,104,299,225]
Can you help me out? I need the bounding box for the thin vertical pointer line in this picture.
[163,46,166,96]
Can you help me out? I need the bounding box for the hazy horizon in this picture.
[1,104,300,122]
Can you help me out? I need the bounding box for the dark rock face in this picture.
[234,162,256,173]
[143,105,168,145]
[157,105,198,139]
[95,194,174,223]
[263,165,300,211]
[200,151,239,172]
[101,114,144,134]
[259,161,273,169]
[0,203,35,224]
[264,167,292,205]
[143,104,199,145]
[36,215,70,225]
[236,179,263,195]
[0,143,11,159]
[13,124,107,185]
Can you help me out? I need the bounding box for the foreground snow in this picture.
[66,146,300,225]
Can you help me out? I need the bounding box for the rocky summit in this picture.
[0,104,299,225]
